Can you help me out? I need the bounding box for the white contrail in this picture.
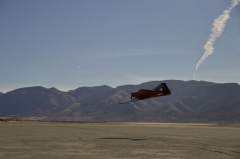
[195,0,240,71]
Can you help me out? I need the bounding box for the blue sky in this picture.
[0,0,239,92]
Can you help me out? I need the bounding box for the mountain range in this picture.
[0,80,240,122]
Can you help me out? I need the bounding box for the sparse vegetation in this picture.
[0,121,240,159]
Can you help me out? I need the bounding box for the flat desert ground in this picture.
[0,121,240,159]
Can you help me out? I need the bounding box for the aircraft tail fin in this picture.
[153,83,171,95]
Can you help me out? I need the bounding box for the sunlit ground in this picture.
[0,121,240,159]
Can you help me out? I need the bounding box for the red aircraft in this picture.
[120,83,171,104]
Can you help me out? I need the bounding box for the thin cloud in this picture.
[195,0,240,70]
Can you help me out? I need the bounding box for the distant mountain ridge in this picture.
[1,80,240,122]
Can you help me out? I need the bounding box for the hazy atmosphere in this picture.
[0,0,240,92]
[1,1,240,158]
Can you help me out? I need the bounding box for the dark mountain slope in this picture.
[0,80,240,122]
[0,86,76,117]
